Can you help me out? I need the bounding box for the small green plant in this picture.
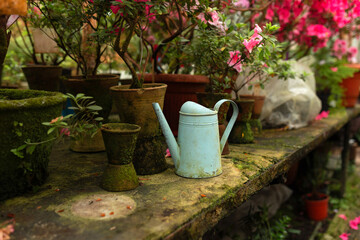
[249,205,297,240]
[11,93,103,158]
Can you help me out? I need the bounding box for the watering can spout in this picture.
[152,102,180,166]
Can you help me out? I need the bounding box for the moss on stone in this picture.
[0,89,66,200]
[101,163,139,191]
[101,123,140,165]
[133,134,168,175]
[229,121,254,144]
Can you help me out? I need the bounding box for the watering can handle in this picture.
[214,99,239,153]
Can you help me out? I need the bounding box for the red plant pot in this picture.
[304,193,329,221]
[340,65,360,108]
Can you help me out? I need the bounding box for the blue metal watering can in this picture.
[152,99,239,178]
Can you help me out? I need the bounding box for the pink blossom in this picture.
[32,7,41,16]
[338,214,347,220]
[165,148,171,158]
[348,47,358,63]
[60,128,70,137]
[331,67,338,72]
[307,24,330,39]
[349,219,358,230]
[0,221,15,240]
[265,7,274,21]
[315,111,329,120]
[227,51,242,72]
[339,233,350,240]
[233,0,249,8]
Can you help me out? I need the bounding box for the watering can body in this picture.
[153,99,238,178]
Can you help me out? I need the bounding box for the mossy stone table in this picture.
[1,106,360,239]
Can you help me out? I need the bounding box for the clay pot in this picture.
[63,74,119,120]
[110,83,168,175]
[110,83,167,138]
[304,193,329,221]
[239,95,265,119]
[228,99,255,144]
[22,65,63,91]
[144,74,209,136]
[70,129,105,153]
[100,123,141,191]
[340,72,360,107]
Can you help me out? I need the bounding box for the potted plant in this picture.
[1,89,66,200]
[90,0,209,174]
[14,12,68,92]
[303,147,331,221]
[30,0,119,120]
[11,93,105,155]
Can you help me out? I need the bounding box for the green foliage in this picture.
[249,206,298,240]
[312,45,357,110]
[11,93,103,158]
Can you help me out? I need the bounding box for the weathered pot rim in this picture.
[110,83,167,92]
[0,89,65,111]
[22,65,62,69]
[304,193,329,202]
[233,99,255,104]
[196,92,231,97]
[101,123,141,133]
[239,94,265,100]
[143,73,209,84]
[66,74,119,81]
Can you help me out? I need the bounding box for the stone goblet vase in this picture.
[100,123,141,191]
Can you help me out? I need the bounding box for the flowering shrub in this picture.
[261,0,360,58]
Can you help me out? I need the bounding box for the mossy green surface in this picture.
[0,106,359,240]
[229,121,254,144]
[133,134,168,175]
[0,89,65,200]
[101,163,139,191]
[101,123,140,165]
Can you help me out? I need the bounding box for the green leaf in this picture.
[86,105,102,111]
[26,145,36,155]
[47,127,56,135]
[11,148,24,158]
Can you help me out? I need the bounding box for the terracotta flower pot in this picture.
[63,74,119,120]
[100,123,141,191]
[144,73,209,136]
[239,95,265,119]
[340,71,360,107]
[304,193,329,221]
[110,83,168,175]
[70,129,105,153]
[22,65,63,92]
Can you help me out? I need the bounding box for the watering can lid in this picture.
[180,101,216,115]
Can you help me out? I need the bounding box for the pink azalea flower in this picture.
[348,47,358,63]
[165,148,171,158]
[349,219,358,230]
[227,51,243,72]
[331,67,338,72]
[233,0,249,8]
[243,24,263,53]
[315,110,329,121]
[307,24,330,39]
[339,233,350,240]
[265,7,274,21]
[60,128,70,137]
[338,214,347,220]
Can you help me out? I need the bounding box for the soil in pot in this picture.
[0,89,65,200]
[63,74,119,120]
[22,65,63,92]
